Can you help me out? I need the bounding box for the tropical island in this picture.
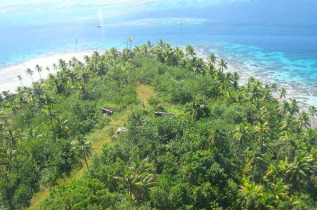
[0,40,316,209]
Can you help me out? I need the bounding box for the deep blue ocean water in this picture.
[0,0,317,102]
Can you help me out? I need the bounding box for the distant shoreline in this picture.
[194,45,317,111]
[0,49,106,93]
[1,46,317,113]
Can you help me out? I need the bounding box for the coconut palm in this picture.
[219,59,228,72]
[71,137,94,171]
[308,106,317,116]
[280,100,290,115]
[26,68,34,82]
[52,63,57,71]
[239,178,264,209]
[193,57,206,74]
[35,64,42,79]
[157,39,164,48]
[146,40,152,49]
[3,129,17,150]
[233,122,251,147]
[270,83,278,92]
[279,88,287,100]
[17,75,23,86]
[92,51,100,64]
[114,157,155,201]
[254,122,270,152]
[207,53,217,66]
[127,36,133,50]
[185,44,195,59]
[163,48,174,65]
[52,116,69,139]
[232,72,240,82]
[297,112,310,128]
[285,152,315,185]
[308,106,317,120]
[289,98,299,115]
[265,163,285,183]
[247,76,256,88]
[206,64,216,76]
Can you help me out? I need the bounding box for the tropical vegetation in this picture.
[0,40,316,209]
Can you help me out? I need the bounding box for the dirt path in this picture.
[27,85,156,209]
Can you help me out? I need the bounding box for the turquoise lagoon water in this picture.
[0,0,317,103]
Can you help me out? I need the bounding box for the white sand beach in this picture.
[0,50,105,93]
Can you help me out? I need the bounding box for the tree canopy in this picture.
[0,41,316,209]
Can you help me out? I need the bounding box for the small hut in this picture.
[154,111,174,117]
[101,107,113,116]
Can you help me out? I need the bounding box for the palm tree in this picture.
[2,90,10,101]
[297,112,310,128]
[233,123,251,148]
[114,157,155,201]
[308,106,317,125]
[26,68,34,82]
[193,57,206,74]
[157,39,164,48]
[52,63,57,72]
[32,82,44,107]
[232,72,240,82]
[270,83,278,92]
[185,44,195,59]
[289,98,299,115]
[17,75,23,86]
[254,122,270,152]
[279,88,287,100]
[219,59,228,72]
[285,152,315,185]
[52,116,69,139]
[175,46,184,62]
[163,48,174,65]
[0,147,17,174]
[207,53,217,65]
[308,106,317,117]
[83,55,90,64]
[239,178,264,209]
[280,100,290,115]
[265,163,285,183]
[58,59,67,71]
[206,64,216,76]
[247,76,256,88]
[146,40,152,49]
[71,137,94,171]
[110,47,119,59]
[92,51,100,64]
[127,36,133,50]
[35,64,42,79]
[4,129,17,150]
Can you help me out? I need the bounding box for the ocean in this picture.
[0,0,317,105]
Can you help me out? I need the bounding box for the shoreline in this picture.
[1,46,317,127]
[195,45,317,110]
[0,49,106,93]
[195,45,317,128]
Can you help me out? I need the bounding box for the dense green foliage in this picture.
[1,40,317,209]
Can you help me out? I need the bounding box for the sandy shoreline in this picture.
[0,49,106,93]
[1,46,316,114]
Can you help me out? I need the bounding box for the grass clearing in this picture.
[27,85,156,210]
